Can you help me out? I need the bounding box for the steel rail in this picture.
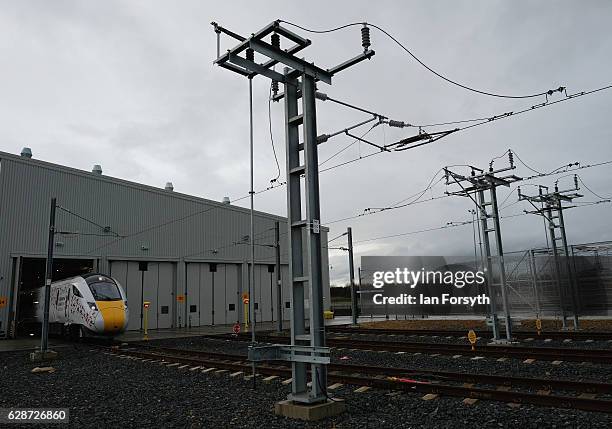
[108,346,612,413]
[222,333,612,363]
[121,344,612,394]
[327,326,612,341]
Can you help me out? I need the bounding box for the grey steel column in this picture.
[358,267,363,319]
[546,205,568,329]
[489,186,512,341]
[40,197,56,352]
[556,201,580,329]
[348,227,357,326]
[275,221,282,332]
[528,249,541,317]
[248,76,257,385]
[284,74,307,399]
[302,75,326,401]
[477,190,500,341]
[211,269,215,326]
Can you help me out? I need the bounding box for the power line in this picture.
[327,231,348,243]
[279,19,564,100]
[179,157,612,259]
[81,77,611,257]
[388,169,445,207]
[512,150,543,175]
[312,83,612,168]
[353,220,472,244]
[56,205,121,237]
[524,159,612,180]
[322,155,612,232]
[577,175,611,200]
[353,212,529,246]
[319,123,377,166]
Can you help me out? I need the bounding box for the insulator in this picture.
[388,120,406,128]
[361,25,371,51]
[269,34,281,96]
[574,175,579,190]
[245,48,254,61]
[271,33,280,49]
[315,91,328,101]
[317,134,329,144]
[555,183,559,192]
[508,150,514,168]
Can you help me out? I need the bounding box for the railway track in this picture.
[108,344,612,413]
[327,326,612,341]
[222,333,612,364]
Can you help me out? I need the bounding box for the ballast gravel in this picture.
[2,343,610,428]
[150,335,612,383]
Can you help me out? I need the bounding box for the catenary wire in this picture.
[57,205,122,237]
[278,19,563,99]
[577,175,611,200]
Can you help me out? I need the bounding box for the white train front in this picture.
[35,273,129,337]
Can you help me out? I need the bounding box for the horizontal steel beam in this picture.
[218,61,251,77]
[211,22,246,43]
[228,53,297,85]
[328,50,375,75]
[273,23,311,46]
[253,43,308,79]
[249,39,332,84]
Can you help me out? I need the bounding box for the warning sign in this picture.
[232,323,241,334]
[176,295,185,302]
[0,297,7,308]
[243,297,249,305]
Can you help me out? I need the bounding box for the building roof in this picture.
[0,149,286,222]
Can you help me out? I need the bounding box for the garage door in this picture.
[186,263,241,326]
[110,261,176,331]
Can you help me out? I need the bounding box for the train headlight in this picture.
[88,302,98,311]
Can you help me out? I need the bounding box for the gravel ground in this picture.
[149,336,612,383]
[2,344,611,428]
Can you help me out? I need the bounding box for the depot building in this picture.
[0,148,331,338]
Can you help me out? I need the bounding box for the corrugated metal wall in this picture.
[0,151,331,336]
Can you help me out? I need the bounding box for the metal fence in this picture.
[355,240,612,319]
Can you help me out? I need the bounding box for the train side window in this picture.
[228,304,235,311]
[190,305,197,313]
[72,285,83,298]
[160,306,169,314]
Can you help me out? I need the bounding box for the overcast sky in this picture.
[2,1,611,286]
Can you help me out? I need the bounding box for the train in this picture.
[34,273,129,338]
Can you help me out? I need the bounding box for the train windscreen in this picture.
[88,281,122,301]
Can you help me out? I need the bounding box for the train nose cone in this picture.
[97,302,126,334]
